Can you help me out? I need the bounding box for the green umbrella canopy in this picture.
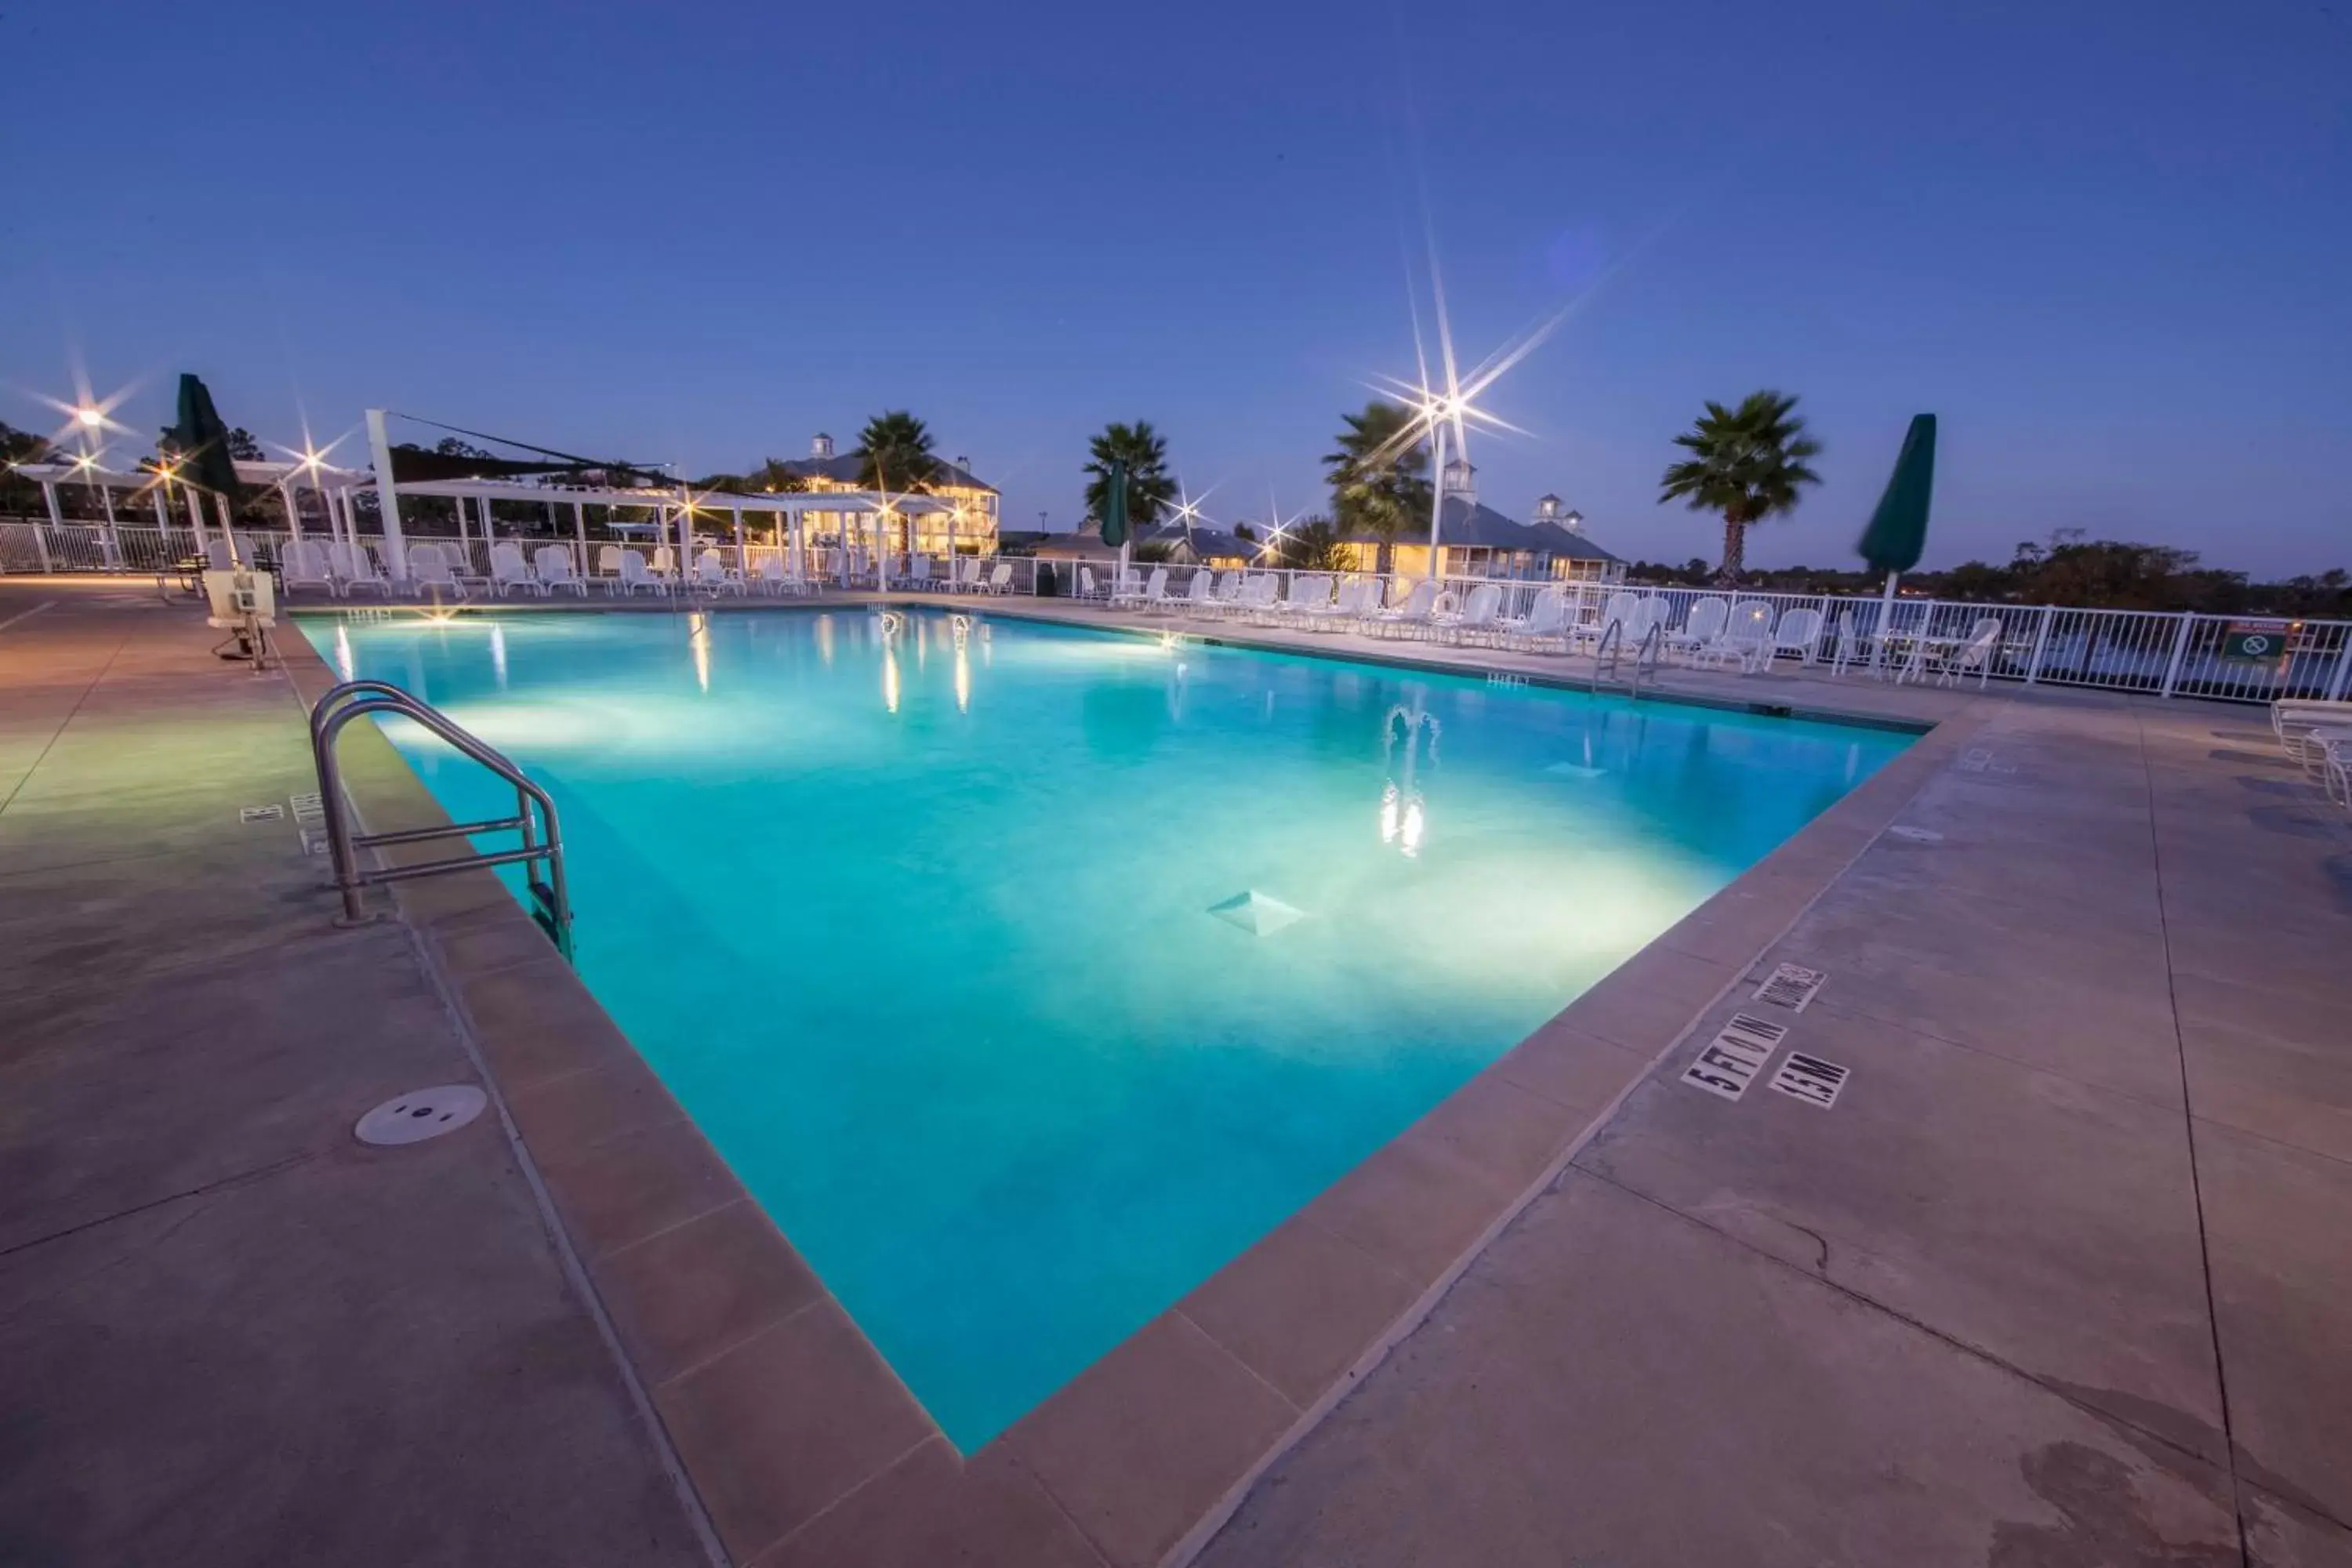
[1857,413,1936,575]
[1099,458,1131,549]
[166,373,243,499]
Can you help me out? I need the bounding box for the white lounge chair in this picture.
[408,543,469,599]
[1769,607,1826,666]
[691,550,744,596]
[327,542,391,597]
[2274,698,2352,766]
[1299,575,1374,633]
[610,550,668,597]
[1693,601,1772,671]
[488,543,543,598]
[1828,607,1875,678]
[1268,574,1332,626]
[1134,565,1171,612]
[1431,583,1504,647]
[281,539,338,597]
[1193,570,1242,620]
[1106,567,1145,606]
[1178,568,1218,615]
[1497,586,1569,652]
[651,545,677,579]
[535,545,588,597]
[1664,597,1730,660]
[983,563,1012,594]
[1366,579,1443,640]
[1573,591,1642,655]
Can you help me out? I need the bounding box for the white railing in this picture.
[9,517,2342,705]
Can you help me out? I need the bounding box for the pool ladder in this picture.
[1588,619,1664,696]
[308,680,574,960]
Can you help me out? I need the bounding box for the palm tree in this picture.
[1083,422,1177,532]
[1324,401,1430,575]
[1657,391,1821,583]
[855,411,939,492]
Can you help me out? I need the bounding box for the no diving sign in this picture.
[2221,622,2295,662]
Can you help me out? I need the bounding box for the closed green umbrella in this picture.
[1099,457,1131,597]
[1857,413,1936,648]
[167,373,245,561]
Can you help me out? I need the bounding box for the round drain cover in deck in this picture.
[355,1084,488,1146]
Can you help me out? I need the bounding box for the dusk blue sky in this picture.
[5,0,2345,575]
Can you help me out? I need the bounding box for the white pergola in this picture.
[377,471,964,587]
[13,455,370,568]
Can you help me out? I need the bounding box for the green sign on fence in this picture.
[2220,621,2295,662]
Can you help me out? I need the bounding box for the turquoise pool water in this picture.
[307,607,1908,1446]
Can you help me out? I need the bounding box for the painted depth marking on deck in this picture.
[1770,1052,1851,1109]
[239,804,285,824]
[1680,1013,1789,1102]
[289,791,325,825]
[1755,963,1827,1011]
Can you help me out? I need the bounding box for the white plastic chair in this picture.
[1664,597,1730,659]
[595,543,626,579]
[281,539,338,597]
[488,543,543,598]
[408,543,468,599]
[1936,616,2005,688]
[534,545,587,597]
[327,543,390,597]
[1769,607,1825,666]
[1433,583,1504,646]
[611,551,667,597]
[1367,580,1443,640]
[1180,568,1218,614]
[650,544,676,579]
[693,550,745,596]
[1498,586,1568,652]
[1695,601,1772,670]
[985,563,1012,594]
[1137,565,1171,611]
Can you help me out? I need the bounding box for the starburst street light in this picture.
[1361,238,1583,579]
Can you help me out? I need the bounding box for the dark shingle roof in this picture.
[1337,498,1620,562]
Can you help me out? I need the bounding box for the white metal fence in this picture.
[6,517,2343,706]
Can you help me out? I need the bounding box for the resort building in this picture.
[1026,517,1264,568]
[1336,460,1625,583]
[771,432,1000,557]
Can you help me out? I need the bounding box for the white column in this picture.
[572,501,588,574]
[278,481,303,550]
[96,478,121,568]
[214,493,238,563]
[36,481,62,572]
[456,493,471,570]
[677,499,693,577]
[789,510,804,583]
[185,482,209,554]
[1425,423,1448,583]
[731,506,746,578]
[365,409,408,580]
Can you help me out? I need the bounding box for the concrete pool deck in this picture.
[4,579,2348,1566]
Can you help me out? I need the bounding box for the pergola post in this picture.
[96,476,122,568]
[185,482,209,555]
[789,509,804,584]
[216,493,239,564]
[150,482,172,554]
[35,481,61,572]
[455,492,472,571]
[731,506,746,579]
[365,408,408,580]
[572,501,588,575]
[278,481,304,552]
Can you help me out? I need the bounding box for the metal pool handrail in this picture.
[308,679,573,960]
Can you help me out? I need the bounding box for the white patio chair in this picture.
[1136,565,1171,612]
[1935,616,2005,688]
[1178,568,1218,615]
[407,543,468,599]
[534,545,587,597]
[1432,583,1504,647]
[985,563,1013,594]
[1497,586,1569,652]
[594,543,626,579]
[1693,601,1773,671]
[610,550,668,597]
[281,539,338,597]
[1828,607,1876,678]
[326,542,390,597]
[1768,607,1826,666]
[1664,597,1730,660]
[1367,580,1444,640]
[488,543,543,598]
[650,544,677,579]
[1109,567,1146,607]
[692,550,746,596]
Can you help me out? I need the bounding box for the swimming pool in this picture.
[308,606,1909,1446]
